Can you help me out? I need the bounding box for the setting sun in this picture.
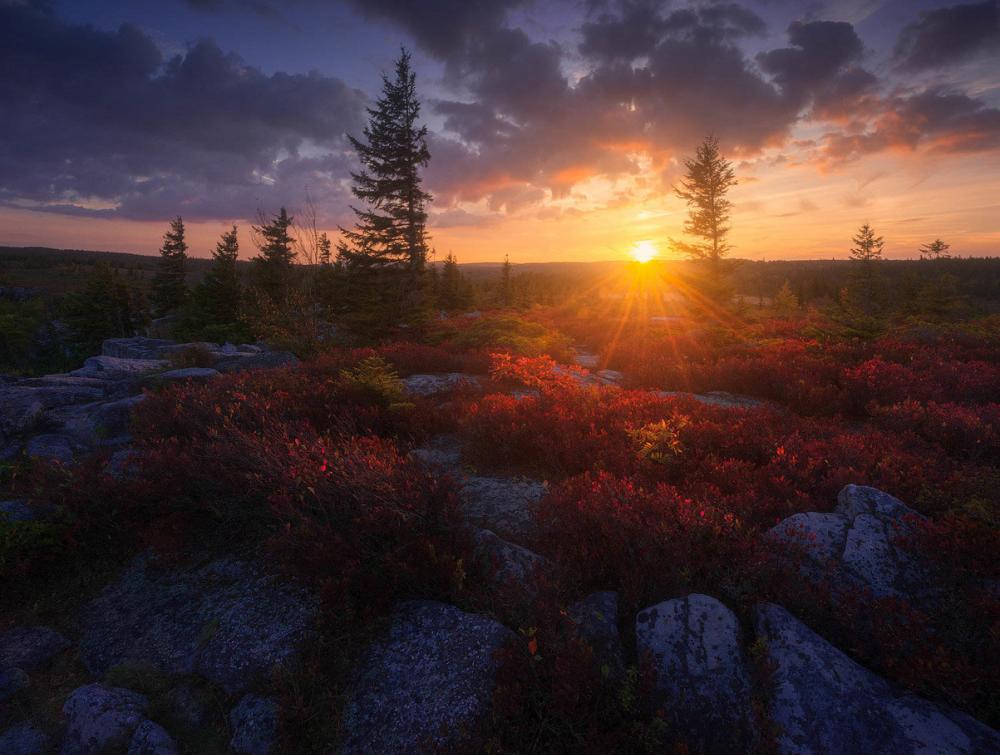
[630,240,658,263]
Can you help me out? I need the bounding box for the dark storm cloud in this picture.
[893,1,1000,72]
[0,1,366,221]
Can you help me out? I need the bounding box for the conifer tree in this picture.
[773,280,799,316]
[65,262,142,355]
[337,49,432,332]
[251,207,296,304]
[318,232,332,265]
[501,254,512,307]
[919,238,951,259]
[438,252,467,311]
[850,223,884,263]
[151,216,188,316]
[672,136,737,264]
[201,226,242,325]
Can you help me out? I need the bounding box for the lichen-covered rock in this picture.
[341,601,514,753]
[25,433,74,463]
[79,556,316,693]
[768,485,926,599]
[61,684,149,755]
[102,337,173,360]
[755,603,1000,754]
[471,527,548,586]
[0,667,29,702]
[127,720,179,755]
[0,625,70,672]
[229,695,279,755]
[213,350,299,374]
[458,476,546,541]
[568,591,624,676]
[71,355,169,379]
[635,594,753,753]
[0,722,50,754]
[403,373,481,396]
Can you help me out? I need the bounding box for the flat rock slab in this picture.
[61,684,149,755]
[79,556,316,694]
[341,601,513,753]
[71,355,170,379]
[151,367,220,383]
[656,390,775,410]
[0,625,71,673]
[102,337,174,360]
[213,351,299,374]
[635,594,754,753]
[755,603,1000,754]
[768,484,926,600]
[25,433,75,463]
[403,373,481,396]
[0,722,50,754]
[458,476,546,541]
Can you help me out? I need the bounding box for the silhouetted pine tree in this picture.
[200,226,242,326]
[437,252,468,311]
[337,49,432,332]
[919,239,951,260]
[151,217,188,316]
[65,262,143,356]
[672,136,737,264]
[251,207,296,304]
[501,254,512,307]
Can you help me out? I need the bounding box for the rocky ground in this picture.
[1,340,998,753]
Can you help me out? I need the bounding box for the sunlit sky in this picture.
[2,0,998,261]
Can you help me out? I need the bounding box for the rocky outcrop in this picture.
[768,485,926,599]
[0,626,70,672]
[78,556,316,694]
[341,601,513,753]
[635,594,754,753]
[60,684,149,755]
[213,350,298,374]
[755,603,1000,755]
[403,373,481,396]
[0,722,50,754]
[229,695,279,755]
[71,355,170,380]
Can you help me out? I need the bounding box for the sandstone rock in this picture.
[568,591,624,676]
[213,350,299,374]
[635,594,753,753]
[60,684,149,755]
[25,433,74,463]
[127,720,179,755]
[0,722,49,754]
[79,556,316,694]
[341,601,513,753]
[472,527,548,586]
[755,603,1000,754]
[768,485,926,599]
[229,694,279,755]
[71,355,170,380]
[458,476,546,541]
[0,626,70,672]
[403,373,481,396]
[0,667,29,702]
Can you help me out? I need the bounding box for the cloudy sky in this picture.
[1,0,998,261]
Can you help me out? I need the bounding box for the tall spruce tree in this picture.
[501,254,512,307]
[251,207,296,304]
[672,136,737,264]
[850,223,885,264]
[337,49,432,332]
[201,226,242,326]
[151,216,188,316]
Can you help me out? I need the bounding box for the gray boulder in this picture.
[0,625,70,672]
[768,485,926,599]
[755,603,1000,754]
[403,373,481,396]
[71,355,169,380]
[0,667,29,702]
[229,694,279,755]
[568,591,624,676]
[341,601,513,753]
[458,476,546,541]
[213,351,299,374]
[102,337,173,360]
[60,684,149,755]
[0,722,50,754]
[151,367,220,383]
[635,594,754,753]
[79,556,316,694]
[25,433,75,464]
[472,527,548,587]
[127,720,179,755]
